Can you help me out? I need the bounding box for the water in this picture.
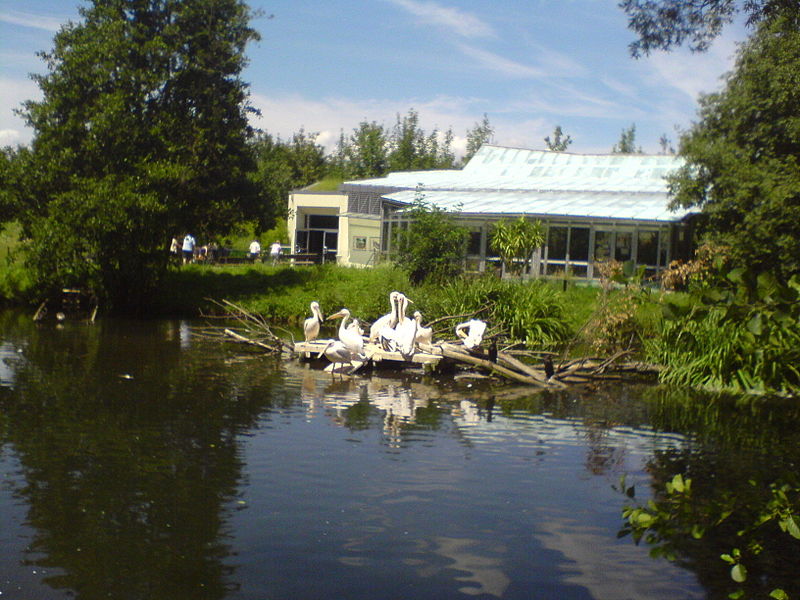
[0,311,798,599]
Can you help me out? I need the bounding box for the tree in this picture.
[544,125,573,151]
[619,0,797,57]
[343,120,389,179]
[658,133,675,155]
[490,217,545,277]
[11,0,265,310]
[668,15,800,283]
[393,193,468,284]
[464,114,494,163]
[612,124,643,153]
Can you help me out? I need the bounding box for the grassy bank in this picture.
[155,262,646,355]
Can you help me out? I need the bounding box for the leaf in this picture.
[769,589,789,600]
[783,515,800,540]
[731,563,747,583]
[746,312,763,336]
[671,474,685,493]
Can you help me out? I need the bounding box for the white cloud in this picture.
[0,129,22,147]
[455,43,546,79]
[0,10,65,32]
[645,32,739,101]
[0,76,41,147]
[248,91,495,156]
[386,0,495,39]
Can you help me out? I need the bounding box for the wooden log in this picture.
[496,352,549,383]
[439,343,554,388]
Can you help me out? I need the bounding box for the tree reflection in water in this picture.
[0,312,283,599]
[1,310,798,599]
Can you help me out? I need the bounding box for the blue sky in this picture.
[1,0,747,155]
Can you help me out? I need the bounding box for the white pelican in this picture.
[413,311,433,346]
[327,308,364,358]
[369,291,401,342]
[303,301,324,341]
[393,294,417,356]
[455,319,487,350]
[317,340,353,372]
[347,318,365,337]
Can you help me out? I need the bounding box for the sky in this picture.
[1,0,748,156]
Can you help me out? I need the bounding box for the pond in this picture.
[0,310,798,599]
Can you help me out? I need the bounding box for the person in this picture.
[182,233,196,264]
[270,240,282,264]
[169,237,180,261]
[249,239,261,262]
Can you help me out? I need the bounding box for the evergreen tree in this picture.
[11,0,265,309]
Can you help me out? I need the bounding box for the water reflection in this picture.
[0,312,797,599]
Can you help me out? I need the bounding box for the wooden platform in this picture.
[294,339,445,367]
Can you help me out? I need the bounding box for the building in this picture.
[287,144,697,278]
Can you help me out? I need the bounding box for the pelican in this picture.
[317,340,353,372]
[303,301,324,341]
[327,308,364,358]
[455,319,487,350]
[347,318,365,337]
[393,294,417,356]
[369,291,401,342]
[413,311,433,346]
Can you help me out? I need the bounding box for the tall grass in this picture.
[417,275,572,348]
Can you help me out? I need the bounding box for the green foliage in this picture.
[647,268,800,395]
[620,0,796,56]
[388,109,455,171]
[393,197,468,284]
[620,473,800,599]
[544,125,573,151]
[10,0,265,310]
[612,123,643,153]
[490,217,545,277]
[250,129,325,224]
[419,275,571,348]
[668,15,800,284]
[464,113,494,163]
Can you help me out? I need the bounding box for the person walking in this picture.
[270,240,282,265]
[249,239,261,262]
[182,233,196,264]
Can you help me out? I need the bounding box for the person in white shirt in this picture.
[270,241,282,264]
[249,239,261,261]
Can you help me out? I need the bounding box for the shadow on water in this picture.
[0,309,798,599]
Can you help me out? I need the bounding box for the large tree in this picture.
[668,15,800,282]
[619,0,797,56]
[12,0,266,309]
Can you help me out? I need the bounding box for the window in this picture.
[307,214,338,229]
[353,236,367,250]
[569,227,590,261]
[548,227,568,260]
[467,230,482,255]
[637,231,659,265]
[615,232,632,262]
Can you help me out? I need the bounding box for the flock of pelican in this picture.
[303,291,486,372]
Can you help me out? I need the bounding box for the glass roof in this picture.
[344,144,692,222]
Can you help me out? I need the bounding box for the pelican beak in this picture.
[327,310,346,320]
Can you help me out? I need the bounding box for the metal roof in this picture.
[343,144,692,222]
